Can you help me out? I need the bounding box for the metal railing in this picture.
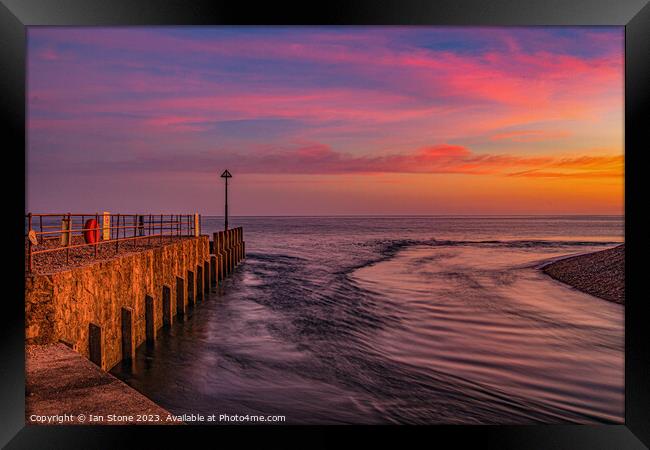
[25,213,199,273]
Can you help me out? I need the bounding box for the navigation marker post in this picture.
[220,169,232,231]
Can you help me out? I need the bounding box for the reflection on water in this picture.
[111,216,624,424]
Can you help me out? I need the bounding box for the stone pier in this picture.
[25,226,246,373]
[25,236,210,371]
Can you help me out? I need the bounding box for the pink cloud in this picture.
[27,29,623,166]
[42,141,622,181]
[28,27,622,111]
[490,130,571,142]
[27,28,624,180]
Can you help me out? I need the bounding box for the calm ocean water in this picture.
[111,216,624,424]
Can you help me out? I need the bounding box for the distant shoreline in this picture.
[542,244,625,305]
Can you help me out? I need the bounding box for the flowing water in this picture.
[111,216,624,424]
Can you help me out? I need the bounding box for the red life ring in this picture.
[84,218,100,244]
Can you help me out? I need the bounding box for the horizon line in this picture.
[199,213,624,218]
[24,212,624,218]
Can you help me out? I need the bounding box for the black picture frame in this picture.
[1,0,648,448]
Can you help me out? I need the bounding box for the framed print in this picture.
[1,0,648,448]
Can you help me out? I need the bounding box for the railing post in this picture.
[66,212,71,264]
[115,214,120,252]
[94,212,99,257]
[102,211,110,241]
[27,213,33,273]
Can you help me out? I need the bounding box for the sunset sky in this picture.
[27,27,624,215]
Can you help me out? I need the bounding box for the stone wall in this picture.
[25,236,210,370]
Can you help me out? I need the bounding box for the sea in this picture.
[110,215,624,424]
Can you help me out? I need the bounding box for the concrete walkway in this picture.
[26,344,178,425]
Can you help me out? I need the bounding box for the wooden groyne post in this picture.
[211,226,245,284]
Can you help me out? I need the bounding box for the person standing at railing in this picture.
[138,215,145,236]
